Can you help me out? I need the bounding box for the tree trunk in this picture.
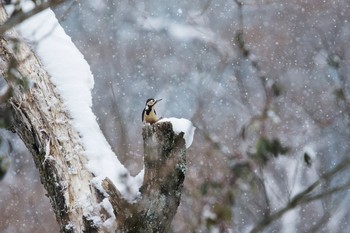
[0,6,104,233]
[0,4,187,233]
[103,122,186,232]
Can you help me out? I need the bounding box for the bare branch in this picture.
[302,181,350,204]
[0,0,68,36]
[250,158,350,233]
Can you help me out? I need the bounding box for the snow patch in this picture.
[303,145,316,159]
[158,117,195,149]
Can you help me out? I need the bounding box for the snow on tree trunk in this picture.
[0,4,189,233]
[0,6,105,233]
[103,122,186,232]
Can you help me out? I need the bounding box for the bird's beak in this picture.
[155,99,162,104]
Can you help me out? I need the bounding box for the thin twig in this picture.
[249,158,350,233]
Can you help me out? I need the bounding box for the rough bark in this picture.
[103,122,187,233]
[1,4,187,232]
[0,6,106,233]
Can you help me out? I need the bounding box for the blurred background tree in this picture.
[1,0,350,232]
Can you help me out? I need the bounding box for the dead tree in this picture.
[0,4,187,233]
[103,123,186,232]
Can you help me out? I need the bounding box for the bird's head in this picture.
[146,98,162,107]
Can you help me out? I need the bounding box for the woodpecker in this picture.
[142,98,162,124]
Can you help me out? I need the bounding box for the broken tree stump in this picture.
[103,122,187,232]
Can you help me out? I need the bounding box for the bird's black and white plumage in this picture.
[142,98,162,124]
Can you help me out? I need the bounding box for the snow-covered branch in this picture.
[14,0,142,196]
